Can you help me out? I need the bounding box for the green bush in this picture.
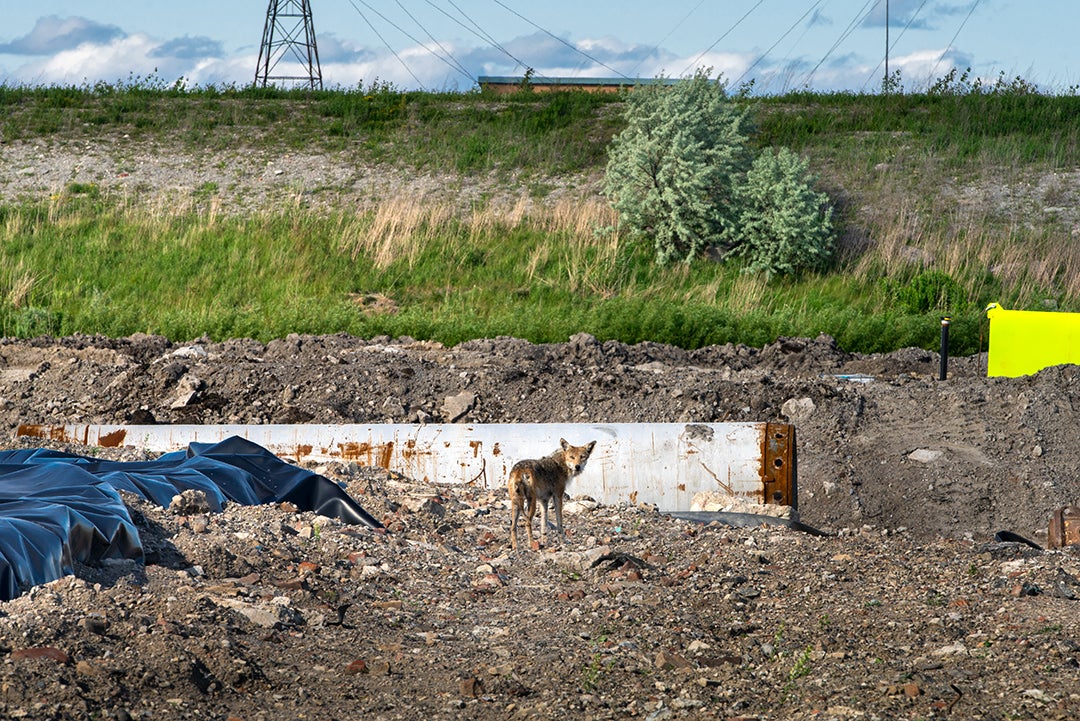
[730,147,835,276]
[604,73,837,276]
[603,71,754,264]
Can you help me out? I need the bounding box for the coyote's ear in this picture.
[560,438,569,450]
[586,441,596,453]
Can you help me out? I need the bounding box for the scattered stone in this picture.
[459,676,484,697]
[654,650,693,671]
[907,448,943,463]
[82,612,108,635]
[75,660,103,676]
[367,660,391,676]
[170,489,212,515]
[1022,689,1054,704]
[373,600,402,610]
[781,397,815,421]
[933,642,969,657]
[0,318,1077,719]
[220,599,301,629]
[442,391,476,422]
[172,345,208,360]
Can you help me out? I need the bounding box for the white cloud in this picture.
[186,55,259,88]
[863,0,939,30]
[11,34,163,86]
[316,34,376,65]
[0,15,124,55]
[4,28,250,88]
[890,47,969,88]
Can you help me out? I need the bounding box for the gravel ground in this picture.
[0,137,595,215]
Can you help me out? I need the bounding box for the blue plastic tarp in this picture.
[0,436,382,601]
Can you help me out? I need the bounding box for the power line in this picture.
[929,0,981,81]
[343,0,427,89]
[771,2,828,89]
[861,0,930,91]
[348,0,474,84]
[734,0,827,88]
[489,0,630,78]
[681,0,768,77]
[800,0,877,88]
[393,0,475,82]
[630,0,707,77]
[426,0,538,77]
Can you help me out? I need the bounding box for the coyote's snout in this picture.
[508,438,596,550]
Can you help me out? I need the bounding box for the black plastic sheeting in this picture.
[0,436,382,601]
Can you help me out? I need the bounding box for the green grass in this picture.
[2,77,1079,353]
[0,79,621,174]
[0,193,991,353]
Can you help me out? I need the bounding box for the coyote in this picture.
[508,438,596,550]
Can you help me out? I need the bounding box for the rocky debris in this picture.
[442,390,476,422]
[690,493,795,520]
[169,489,213,516]
[0,331,1071,541]
[0,462,1074,720]
[1,332,1080,717]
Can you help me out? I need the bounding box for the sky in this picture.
[0,1,1076,95]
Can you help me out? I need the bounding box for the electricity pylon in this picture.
[255,0,323,90]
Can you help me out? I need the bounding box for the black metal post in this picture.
[939,316,950,380]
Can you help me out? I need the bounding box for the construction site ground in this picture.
[0,331,1077,720]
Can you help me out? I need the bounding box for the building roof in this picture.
[477,76,681,93]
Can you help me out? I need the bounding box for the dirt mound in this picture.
[0,333,1078,719]
[0,331,1066,538]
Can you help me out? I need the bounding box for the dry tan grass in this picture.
[726,273,772,313]
[681,276,724,305]
[849,201,932,280]
[2,208,31,238]
[339,196,455,268]
[338,194,625,278]
[5,268,35,309]
[525,244,550,284]
[531,197,619,236]
[549,200,623,295]
[852,194,1080,306]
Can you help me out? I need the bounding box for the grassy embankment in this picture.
[1,79,1079,354]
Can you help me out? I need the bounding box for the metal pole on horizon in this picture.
[256,0,324,90]
[884,0,889,91]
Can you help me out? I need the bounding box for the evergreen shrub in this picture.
[603,71,753,265]
[730,147,835,276]
[604,72,836,276]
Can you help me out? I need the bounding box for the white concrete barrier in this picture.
[15,422,796,512]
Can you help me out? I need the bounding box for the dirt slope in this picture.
[0,333,1078,720]
[1,331,1075,539]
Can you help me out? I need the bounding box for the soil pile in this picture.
[0,333,1078,719]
